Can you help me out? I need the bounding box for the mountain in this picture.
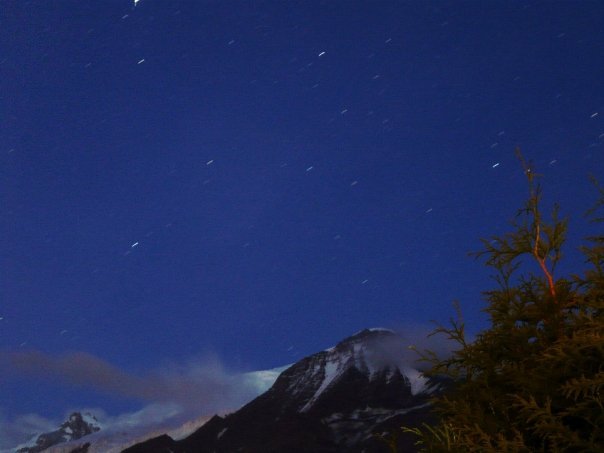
[16,413,100,453]
[124,328,443,453]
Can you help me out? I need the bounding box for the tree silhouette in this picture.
[405,151,604,452]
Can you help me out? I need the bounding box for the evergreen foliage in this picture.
[407,152,604,452]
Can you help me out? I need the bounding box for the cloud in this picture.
[0,350,283,450]
[0,350,270,411]
[4,350,152,399]
[381,323,462,370]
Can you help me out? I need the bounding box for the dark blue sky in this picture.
[1,0,603,433]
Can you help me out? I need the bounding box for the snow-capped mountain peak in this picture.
[278,328,431,413]
[16,412,100,453]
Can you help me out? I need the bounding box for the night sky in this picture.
[1,0,603,445]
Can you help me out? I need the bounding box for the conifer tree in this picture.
[406,151,604,452]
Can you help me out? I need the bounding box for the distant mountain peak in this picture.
[16,412,100,453]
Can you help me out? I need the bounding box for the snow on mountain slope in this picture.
[281,328,435,413]
[15,413,100,453]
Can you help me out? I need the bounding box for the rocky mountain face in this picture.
[124,328,443,453]
[16,413,100,453]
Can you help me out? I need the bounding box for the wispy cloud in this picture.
[1,350,269,410]
[0,350,282,450]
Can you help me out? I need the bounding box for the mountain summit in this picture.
[16,412,100,453]
[125,328,441,453]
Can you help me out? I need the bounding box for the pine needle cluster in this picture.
[408,154,603,452]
